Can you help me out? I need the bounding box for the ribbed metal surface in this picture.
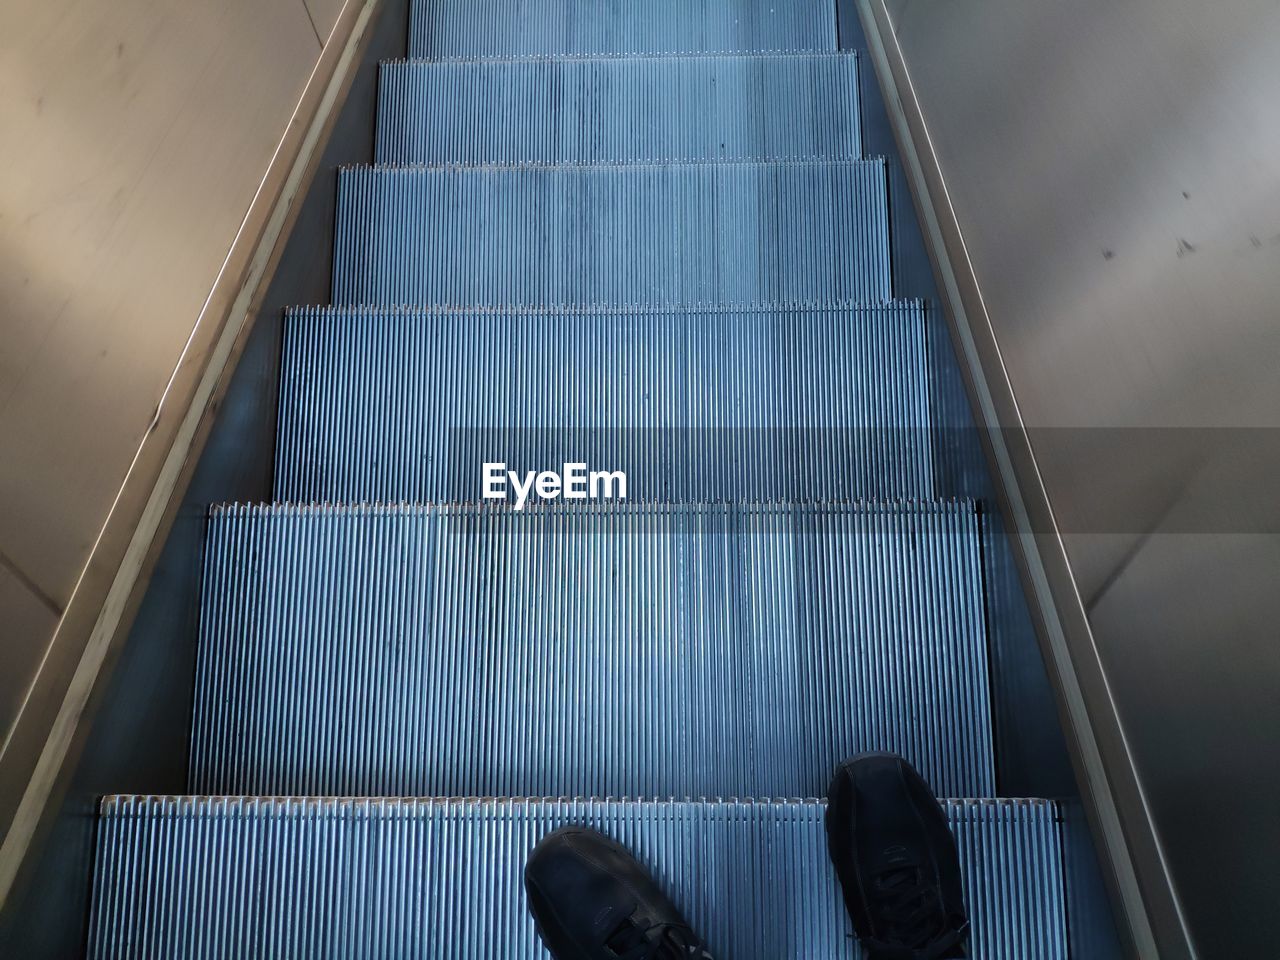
[375,54,861,165]
[408,0,838,60]
[332,161,891,306]
[191,502,994,799]
[274,302,935,503]
[86,0,1077,946]
[89,796,1067,960]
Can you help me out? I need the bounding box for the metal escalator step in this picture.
[332,161,891,306]
[408,0,838,60]
[89,796,1067,960]
[376,53,861,165]
[191,502,995,799]
[274,302,934,503]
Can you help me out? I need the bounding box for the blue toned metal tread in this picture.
[331,160,891,306]
[190,501,995,799]
[375,53,861,165]
[408,0,838,60]
[274,302,935,503]
[88,796,1068,960]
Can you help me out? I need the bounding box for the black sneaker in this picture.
[524,826,714,960]
[826,753,969,960]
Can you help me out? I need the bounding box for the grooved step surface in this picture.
[89,797,1068,960]
[376,54,861,165]
[332,161,891,306]
[192,503,995,799]
[408,0,838,59]
[275,302,935,503]
[86,0,1075,947]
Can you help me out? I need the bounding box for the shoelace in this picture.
[606,917,712,960]
[872,865,949,950]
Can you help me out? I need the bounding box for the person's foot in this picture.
[524,826,713,959]
[826,753,969,960]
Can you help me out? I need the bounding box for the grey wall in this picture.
[862,2,1280,957]
[0,3,408,954]
[837,6,1124,956]
[0,0,337,774]
[838,1,1080,801]
[0,0,388,915]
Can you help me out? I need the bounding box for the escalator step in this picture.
[332,161,891,306]
[88,796,1067,960]
[191,502,995,799]
[274,302,935,503]
[376,53,861,165]
[408,0,838,60]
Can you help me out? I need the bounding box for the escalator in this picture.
[85,1,1073,955]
